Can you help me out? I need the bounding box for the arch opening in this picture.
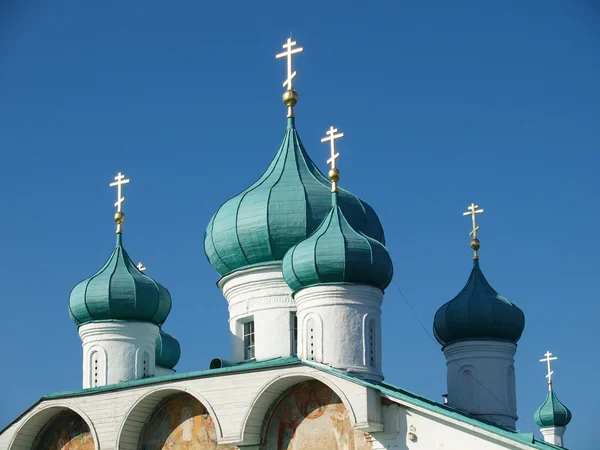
[9,404,98,450]
[259,379,372,449]
[137,393,237,450]
[32,410,95,450]
[116,387,226,450]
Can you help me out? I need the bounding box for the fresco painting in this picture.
[139,393,238,450]
[261,380,373,450]
[33,410,95,450]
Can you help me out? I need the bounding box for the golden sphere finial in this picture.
[114,211,126,225]
[470,238,480,252]
[282,89,298,107]
[328,168,340,183]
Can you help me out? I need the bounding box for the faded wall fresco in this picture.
[139,393,238,450]
[33,410,95,450]
[260,380,373,450]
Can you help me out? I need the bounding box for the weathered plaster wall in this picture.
[261,380,372,449]
[139,393,237,449]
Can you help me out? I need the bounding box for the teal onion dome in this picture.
[433,260,525,346]
[204,118,385,277]
[155,330,181,369]
[534,389,572,427]
[282,203,393,293]
[69,235,172,327]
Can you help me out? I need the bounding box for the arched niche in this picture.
[9,404,98,450]
[117,387,234,450]
[259,379,372,450]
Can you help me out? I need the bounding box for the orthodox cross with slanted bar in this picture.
[322,126,344,192]
[276,38,303,91]
[463,203,484,240]
[110,172,130,213]
[540,350,558,390]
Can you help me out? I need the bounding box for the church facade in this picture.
[0,38,570,450]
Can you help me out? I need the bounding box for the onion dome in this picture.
[69,234,172,327]
[282,202,393,293]
[204,117,385,277]
[534,389,572,428]
[433,260,525,346]
[155,330,181,369]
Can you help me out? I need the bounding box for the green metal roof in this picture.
[282,201,393,293]
[1,357,560,450]
[204,117,385,276]
[433,259,525,346]
[534,388,572,428]
[155,330,181,369]
[68,234,172,327]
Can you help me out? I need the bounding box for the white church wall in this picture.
[296,284,384,381]
[369,402,530,450]
[78,322,159,388]
[1,364,382,450]
[154,366,175,377]
[443,340,518,429]
[220,264,296,362]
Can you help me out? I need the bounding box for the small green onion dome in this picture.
[204,118,385,277]
[282,204,393,293]
[433,260,525,346]
[155,330,181,369]
[69,235,172,327]
[534,389,572,428]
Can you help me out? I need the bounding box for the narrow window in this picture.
[91,351,99,387]
[369,320,375,367]
[291,313,298,355]
[307,318,315,360]
[142,351,149,377]
[243,321,255,360]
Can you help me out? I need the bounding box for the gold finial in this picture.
[137,262,147,272]
[540,350,558,391]
[276,37,303,118]
[109,172,130,234]
[321,126,344,192]
[463,203,484,259]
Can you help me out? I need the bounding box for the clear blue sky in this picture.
[1,1,597,447]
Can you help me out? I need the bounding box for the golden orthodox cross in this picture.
[276,38,303,91]
[540,351,558,390]
[110,172,130,213]
[463,203,484,239]
[137,262,147,272]
[321,126,344,192]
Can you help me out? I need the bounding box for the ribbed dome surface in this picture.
[155,330,181,369]
[433,260,524,346]
[534,389,572,427]
[69,235,172,327]
[282,204,393,293]
[204,118,385,276]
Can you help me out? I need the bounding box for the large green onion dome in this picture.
[534,389,572,428]
[282,199,393,293]
[69,234,172,327]
[155,330,181,369]
[433,260,525,347]
[204,118,385,277]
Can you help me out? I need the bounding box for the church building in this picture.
[0,38,572,450]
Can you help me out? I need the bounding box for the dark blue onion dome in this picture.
[282,199,393,293]
[69,234,172,327]
[534,388,572,428]
[204,117,385,277]
[155,330,181,369]
[433,259,525,346]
